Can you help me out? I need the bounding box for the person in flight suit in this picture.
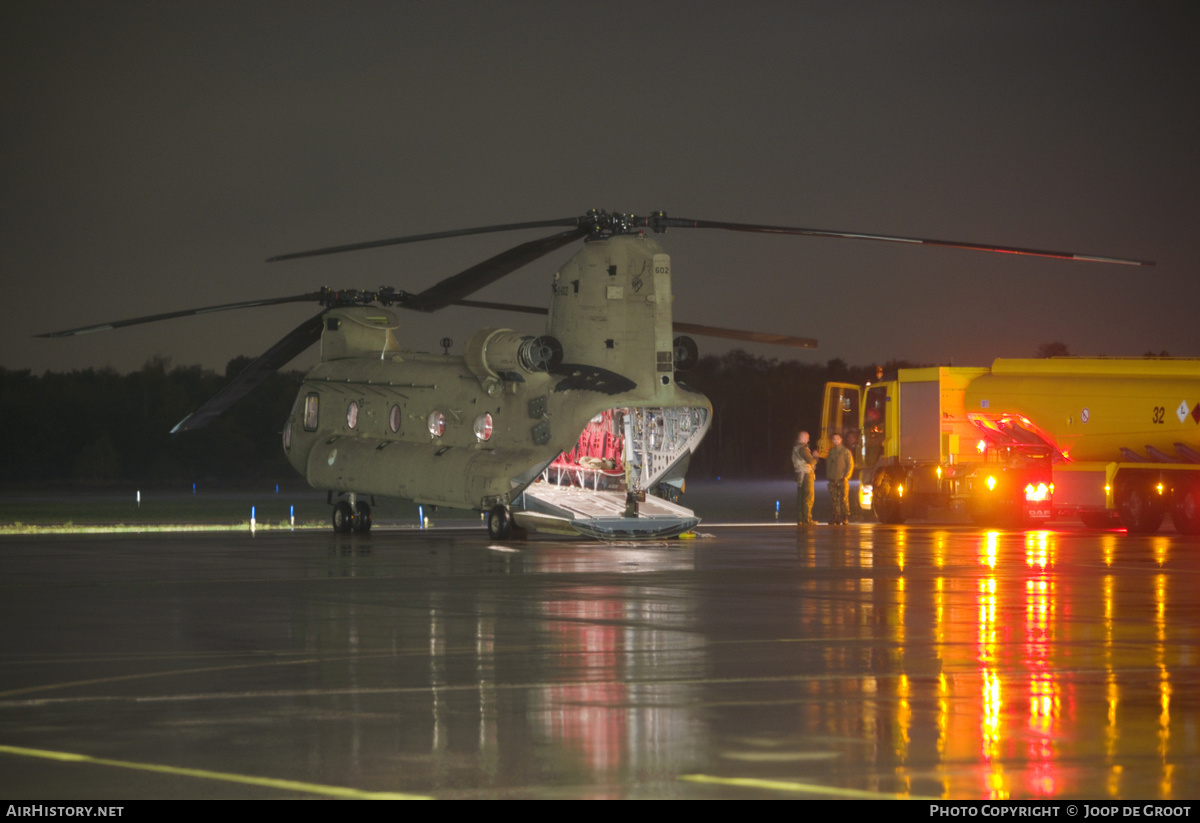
[792,431,818,525]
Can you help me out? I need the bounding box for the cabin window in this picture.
[427,410,446,438]
[282,419,292,450]
[303,393,319,431]
[474,413,493,442]
[346,401,359,429]
[389,404,401,433]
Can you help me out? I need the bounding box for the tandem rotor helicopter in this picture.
[41,210,1152,539]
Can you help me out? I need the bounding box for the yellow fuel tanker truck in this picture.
[819,358,1200,533]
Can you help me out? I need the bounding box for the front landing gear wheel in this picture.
[353,501,372,533]
[332,500,354,533]
[487,505,512,540]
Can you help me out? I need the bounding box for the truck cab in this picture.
[821,368,1055,526]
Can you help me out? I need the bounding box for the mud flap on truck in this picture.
[965,467,1052,528]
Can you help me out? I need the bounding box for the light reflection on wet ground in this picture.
[1,522,1198,798]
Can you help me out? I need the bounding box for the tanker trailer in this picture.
[820,359,1200,533]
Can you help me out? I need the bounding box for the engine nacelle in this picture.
[464,328,563,387]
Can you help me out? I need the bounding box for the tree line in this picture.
[0,351,910,488]
[0,356,300,487]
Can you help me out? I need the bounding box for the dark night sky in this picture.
[3,1,1197,377]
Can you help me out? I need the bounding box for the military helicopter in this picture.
[40,210,1152,539]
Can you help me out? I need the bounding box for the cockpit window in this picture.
[303,393,319,431]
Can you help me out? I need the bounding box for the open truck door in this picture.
[818,383,861,458]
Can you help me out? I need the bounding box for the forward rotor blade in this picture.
[267,217,584,263]
[37,293,326,338]
[171,312,325,434]
[400,228,587,312]
[655,217,1155,266]
[451,300,818,349]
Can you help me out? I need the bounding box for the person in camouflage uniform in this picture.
[792,431,818,525]
[825,432,854,525]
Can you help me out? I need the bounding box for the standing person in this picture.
[792,431,818,525]
[826,432,854,525]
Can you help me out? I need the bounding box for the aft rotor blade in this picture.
[400,228,588,312]
[673,321,817,349]
[454,299,548,315]
[452,300,818,349]
[37,293,326,338]
[656,217,1155,266]
[267,217,584,263]
[171,312,325,434]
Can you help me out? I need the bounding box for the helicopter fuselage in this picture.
[281,234,713,523]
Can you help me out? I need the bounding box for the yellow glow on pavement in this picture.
[0,744,430,800]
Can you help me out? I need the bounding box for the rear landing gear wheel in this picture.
[332,500,354,533]
[487,505,512,540]
[353,501,372,533]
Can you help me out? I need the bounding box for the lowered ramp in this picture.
[514,483,699,540]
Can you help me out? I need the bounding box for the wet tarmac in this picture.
[2,520,1200,799]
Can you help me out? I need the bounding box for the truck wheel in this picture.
[1117,480,1165,534]
[872,472,909,525]
[487,505,512,540]
[353,501,372,533]
[332,500,354,533]
[1172,484,1200,535]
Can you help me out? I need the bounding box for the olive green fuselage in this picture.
[282,234,712,510]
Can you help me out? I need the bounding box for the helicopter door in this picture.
[818,383,861,458]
